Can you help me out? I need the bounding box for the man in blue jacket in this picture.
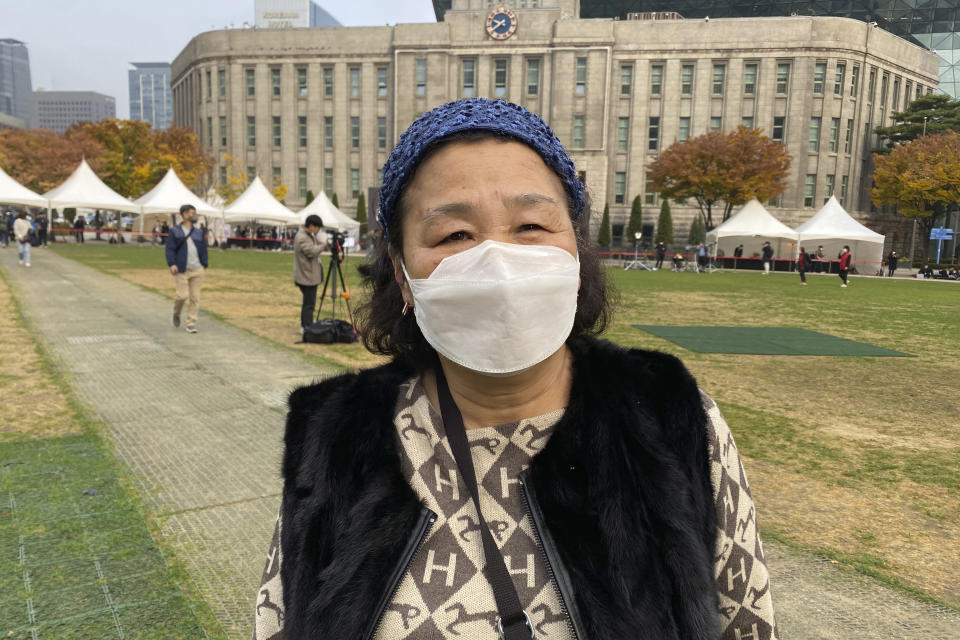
[165,204,208,333]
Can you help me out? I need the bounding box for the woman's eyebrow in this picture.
[422,193,560,220]
[422,202,474,220]
[507,193,560,208]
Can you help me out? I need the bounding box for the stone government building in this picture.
[171,0,938,249]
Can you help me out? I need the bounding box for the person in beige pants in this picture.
[165,205,209,333]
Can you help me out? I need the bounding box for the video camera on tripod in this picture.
[302,226,358,344]
[326,229,346,262]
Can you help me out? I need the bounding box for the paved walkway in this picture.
[2,248,958,640]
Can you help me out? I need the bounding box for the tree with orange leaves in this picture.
[0,127,105,193]
[872,131,960,261]
[0,119,211,199]
[647,126,791,229]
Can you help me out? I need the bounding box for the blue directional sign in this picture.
[930,228,954,263]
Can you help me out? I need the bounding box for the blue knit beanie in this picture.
[377,98,584,238]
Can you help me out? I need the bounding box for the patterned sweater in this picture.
[253,377,778,640]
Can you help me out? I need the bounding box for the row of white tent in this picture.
[706,197,886,267]
[3,159,885,263]
[0,159,362,235]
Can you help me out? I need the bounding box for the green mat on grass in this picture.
[633,325,913,356]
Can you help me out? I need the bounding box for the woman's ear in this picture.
[389,247,414,306]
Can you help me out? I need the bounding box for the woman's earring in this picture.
[402,302,411,316]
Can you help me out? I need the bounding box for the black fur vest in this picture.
[280,337,720,639]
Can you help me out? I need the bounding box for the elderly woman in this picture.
[253,99,778,640]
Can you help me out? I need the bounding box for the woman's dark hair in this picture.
[356,131,614,371]
[304,214,323,228]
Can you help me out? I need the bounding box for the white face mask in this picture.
[403,240,580,376]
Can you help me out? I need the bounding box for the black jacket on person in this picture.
[761,245,774,262]
[279,336,721,640]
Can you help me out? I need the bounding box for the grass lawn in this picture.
[51,242,960,609]
[0,268,222,638]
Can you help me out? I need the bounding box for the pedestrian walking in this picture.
[696,241,707,273]
[761,241,774,274]
[13,211,31,267]
[797,246,811,285]
[0,210,11,248]
[815,245,825,273]
[733,243,743,269]
[36,213,48,247]
[165,204,208,333]
[654,241,666,270]
[838,245,852,287]
[887,250,898,277]
[293,214,327,333]
[252,97,778,640]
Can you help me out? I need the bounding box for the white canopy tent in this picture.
[222,176,298,225]
[795,196,885,271]
[135,168,220,217]
[0,165,49,209]
[706,198,798,260]
[134,168,221,240]
[204,187,227,244]
[298,191,362,237]
[42,158,140,213]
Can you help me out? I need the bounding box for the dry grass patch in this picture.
[120,267,386,370]
[0,274,75,440]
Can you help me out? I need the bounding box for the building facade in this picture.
[437,1,960,98]
[254,0,342,28]
[31,90,116,134]
[172,0,937,244]
[129,62,173,130]
[0,38,32,126]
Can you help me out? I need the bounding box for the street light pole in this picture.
[923,116,927,136]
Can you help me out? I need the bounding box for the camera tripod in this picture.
[315,238,354,325]
[623,236,652,271]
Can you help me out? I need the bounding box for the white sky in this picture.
[2,0,437,118]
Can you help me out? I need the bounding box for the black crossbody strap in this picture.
[436,368,534,640]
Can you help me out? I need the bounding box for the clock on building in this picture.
[486,7,518,40]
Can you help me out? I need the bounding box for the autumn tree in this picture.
[597,202,611,248]
[647,126,791,229]
[872,131,960,262]
[655,200,673,245]
[0,119,211,198]
[625,196,643,244]
[216,154,249,204]
[875,94,960,148]
[272,173,288,203]
[0,127,104,193]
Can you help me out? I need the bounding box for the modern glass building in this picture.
[0,38,33,126]
[129,62,172,130]
[435,1,960,96]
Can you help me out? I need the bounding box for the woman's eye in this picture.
[519,224,544,232]
[442,231,470,243]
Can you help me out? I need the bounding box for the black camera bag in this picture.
[303,319,358,344]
